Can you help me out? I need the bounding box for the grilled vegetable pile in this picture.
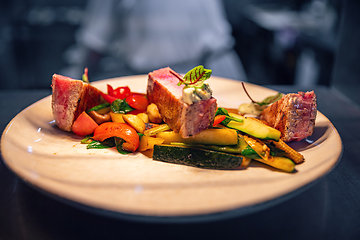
[63,67,305,173]
[151,108,303,172]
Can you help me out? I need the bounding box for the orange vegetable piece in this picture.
[213,115,226,127]
[72,111,98,136]
[92,122,140,152]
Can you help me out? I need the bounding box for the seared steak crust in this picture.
[51,74,102,131]
[147,67,217,138]
[260,91,317,142]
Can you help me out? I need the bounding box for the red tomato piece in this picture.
[114,86,131,99]
[107,84,115,96]
[107,85,131,99]
[100,92,118,104]
[125,94,149,111]
[92,122,140,152]
[72,111,98,136]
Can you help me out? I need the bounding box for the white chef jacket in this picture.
[63,0,247,81]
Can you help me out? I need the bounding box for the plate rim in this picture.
[1,75,343,220]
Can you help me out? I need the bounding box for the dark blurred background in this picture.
[0,0,87,89]
[1,0,357,99]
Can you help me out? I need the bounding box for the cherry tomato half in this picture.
[92,122,139,152]
[107,85,131,99]
[125,94,149,111]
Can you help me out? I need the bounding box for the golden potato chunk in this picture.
[122,114,146,133]
[147,103,162,123]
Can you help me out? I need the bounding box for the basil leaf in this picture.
[111,99,134,114]
[215,107,243,125]
[215,107,229,116]
[215,108,231,125]
[86,138,115,149]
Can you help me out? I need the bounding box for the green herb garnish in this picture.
[111,99,134,114]
[170,65,212,88]
[215,107,243,125]
[82,135,131,154]
[86,138,115,149]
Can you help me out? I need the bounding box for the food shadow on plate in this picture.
[45,121,81,138]
[287,125,330,152]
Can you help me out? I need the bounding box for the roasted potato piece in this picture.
[147,103,162,123]
[137,112,149,123]
[122,114,146,133]
[110,111,125,123]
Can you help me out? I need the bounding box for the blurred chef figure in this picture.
[61,0,247,81]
